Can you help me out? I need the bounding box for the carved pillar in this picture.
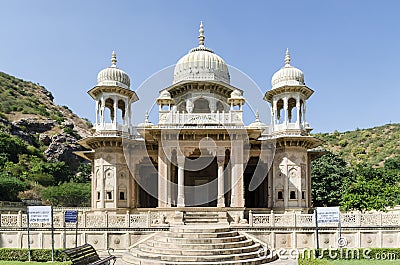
[230,140,244,207]
[113,96,117,126]
[296,96,301,127]
[158,148,167,207]
[101,95,105,125]
[283,97,288,125]
[217,155,225,207]
[177,155,185,207]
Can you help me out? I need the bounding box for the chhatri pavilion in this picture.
[76,22,322,219]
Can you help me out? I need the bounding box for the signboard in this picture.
[65,210,78,223]
[316,206,340,224]
[28,206,52,223]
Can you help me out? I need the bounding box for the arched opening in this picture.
[97,100,102,124]
[104,98,114,123]
[288,98,297,123]
[193,98,210,113]
[216,101,225,112]
[276,99,284,124]
[244,157,269,208]
[300,99,304,124]
[117,99,125,125]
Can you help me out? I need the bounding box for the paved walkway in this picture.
[114,256,298,265]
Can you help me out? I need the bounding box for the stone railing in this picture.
[159,110,243,125]
[249,211,400,228]
[2,210,399,229]
[0,210,168,229]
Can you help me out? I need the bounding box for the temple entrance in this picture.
[184,155,218,206]
[244,157,269,208]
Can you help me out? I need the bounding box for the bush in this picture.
[0,248,67,261]
[41,182,91,207]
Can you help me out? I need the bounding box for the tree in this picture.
[384,156,400,171]
[311,152,352,207]
[0,174,27,201]
[340,164,400,211]
[41,182,91,207]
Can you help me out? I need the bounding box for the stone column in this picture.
[101,95,105,125]
[131,164,137,208]
[230,140,244,207]
[113,96,118,126]
[158,148,167,207]
[268,167,273,208]
[177,155,185,207]
[296,96,301,127]
[284,98,288,125]
[217,156,225,207]
[167,159,172,207]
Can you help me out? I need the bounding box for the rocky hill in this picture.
[0,72,92,170]
[0,71,93,205]
[314,123,400,166]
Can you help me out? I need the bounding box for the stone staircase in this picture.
[122,225,277,265]
[183,211,219,224]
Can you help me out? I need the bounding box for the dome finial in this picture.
[145,110,149,123]
[285,48,291,66]
[198,21,205,46]
[111,51,117,67]
[255,110,260,122]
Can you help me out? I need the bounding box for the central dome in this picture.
[173,22,230,84]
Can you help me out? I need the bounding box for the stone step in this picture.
[183,212,219,217]
[138,242,261,256]
[123,254,278,265]
[152,234,247,244]
[184,218,219,223]
[130,248,262,262]
[145,238,255,250]
[170,226,230,233]
[158,230,239,238]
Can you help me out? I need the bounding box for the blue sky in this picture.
[0,0,399,133]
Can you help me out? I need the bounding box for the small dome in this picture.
[159,90,171,99]
[271,49,304,89]
[230,89,242,98]
[173,22,230,84]
[97,51,131,89]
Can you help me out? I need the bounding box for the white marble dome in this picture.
[97,51,131,89]
[271,49,304,89]
[173,22,230,84]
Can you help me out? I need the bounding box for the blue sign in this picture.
[65,210,78,223]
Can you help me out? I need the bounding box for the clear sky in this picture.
[0,0,399,133]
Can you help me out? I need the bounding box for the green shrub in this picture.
[0,248,67,262]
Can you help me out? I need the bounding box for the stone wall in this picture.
[1,210,399,250]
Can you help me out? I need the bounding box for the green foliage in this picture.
[315,124,400,166]
[299,248,400,261]
[29,157,71,185]
[71,163,92,183]
[0,72,59,118]
[41,182,91,207]
[0,176,27,201]
[340,165,400,211]
[0,132,29,162]
[0,248,67,262]
[384,156,400,170]
[312,152,352,207]
[62,126,81,140]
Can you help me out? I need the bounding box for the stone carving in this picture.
[108,215,126,227]
[129,214,148,228]
[1,215,18,227]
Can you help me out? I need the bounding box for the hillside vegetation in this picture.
[0,71,92,207]
[314,124,400,166]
